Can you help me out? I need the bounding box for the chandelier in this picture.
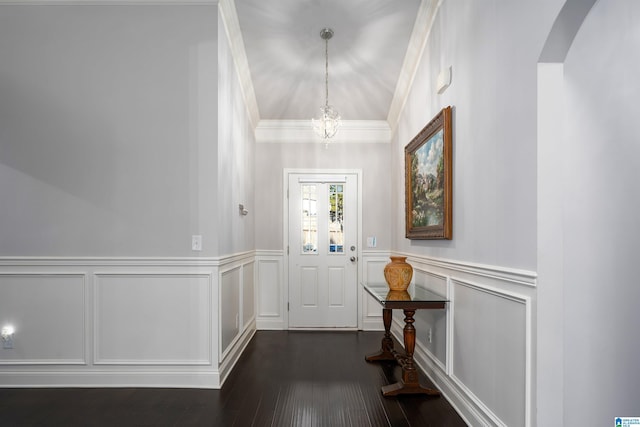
[312,28,341,141]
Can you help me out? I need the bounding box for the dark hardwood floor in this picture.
[0,331,467,426]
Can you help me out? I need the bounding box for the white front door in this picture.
[288,173,359,328]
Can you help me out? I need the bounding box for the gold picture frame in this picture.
[405,106,452,240]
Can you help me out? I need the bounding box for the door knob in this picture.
[350,256,357,262]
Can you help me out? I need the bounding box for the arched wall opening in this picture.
[537,1,640,425]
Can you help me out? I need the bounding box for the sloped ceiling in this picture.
[234,0,421,122]
[0,0,433,141]
[225,0,436,142]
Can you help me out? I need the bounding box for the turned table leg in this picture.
[365,308,395,362]
[380,308,441,397]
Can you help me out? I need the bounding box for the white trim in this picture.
[446,275,454,376]
[448,278,532,427]
[218,265,241,361]
[283,169,363,330]
[0,272,88,365]
[218,320,256,386]
[255,252,285,330]
[359,253,390,331]
[379,254,534,427]
[218,0,260,128]
[254,249,284,258]
[0,252,254,267]
[386,0,442,134]
[0,254,256,388]
[0,0,217,4]
[396,252,537,288]
[92,272,213,366]
[256,120,391,144]
[0,370,221,388]
[0,359,86,366]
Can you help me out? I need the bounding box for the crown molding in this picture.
[387,0,441,135]
[0,0,217,4]
[2,0,438,143]
[218,0,260,129]
[255,120,391,144]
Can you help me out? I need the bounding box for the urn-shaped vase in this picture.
[383,256,413,291]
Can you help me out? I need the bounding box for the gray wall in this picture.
[218,12,256,255]
[561,0,640,423]
[0,5,219,257]
[392,0,563,271]
[254,142,391,252]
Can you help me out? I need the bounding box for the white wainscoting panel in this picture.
[0,273,86,365]
[0,254,258,389]
[255,251,390,331]
[360,252,389,331]
[451,279,530,427]
[220,267,241,357]
[94,274,211,365]
[412,271,448,369]
[217,254,257,385]
[255,251,285,330]
[387,252,536,427]
[242,261,255,329]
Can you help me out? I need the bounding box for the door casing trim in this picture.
[282,168,363,330]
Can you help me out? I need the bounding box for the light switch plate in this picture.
[367,237,377,248]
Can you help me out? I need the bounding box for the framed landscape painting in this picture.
[405,106,452,240]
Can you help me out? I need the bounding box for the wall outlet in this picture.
[2,335,13,349]
[1,326,14,349]
[191,235,202,251]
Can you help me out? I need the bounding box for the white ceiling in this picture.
[233,0,422,122]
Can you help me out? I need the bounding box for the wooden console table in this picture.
[363,283,448,397]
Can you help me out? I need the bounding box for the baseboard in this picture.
[256,319,286,330]
[218,320,256,387]
[0,370,221,389]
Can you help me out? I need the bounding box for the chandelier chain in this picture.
[312,27,340,142]
[325,36,329,107]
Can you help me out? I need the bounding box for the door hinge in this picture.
[287,302,290,311]
[287,246,289,255]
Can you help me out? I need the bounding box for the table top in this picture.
[362,283,448,309]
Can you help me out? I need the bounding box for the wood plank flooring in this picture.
[0,331,467,426]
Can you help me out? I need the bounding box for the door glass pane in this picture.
[328,184,344,253]
[301,184,317,253]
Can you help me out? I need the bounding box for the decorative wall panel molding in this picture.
[360,252,390,331]
[255,251,285,330]
[387,252,535,427]
[93,273,212,365]
[0,253,257,388]
[0,273,87,365]
[255,250,390,331]
[400,252,537,287]
[449,278,531,427]
[218,253,255,366]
